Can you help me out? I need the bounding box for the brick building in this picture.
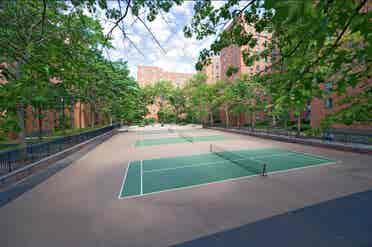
[137,65,194,121]
[309,2,372,130]
[218,22,273,126]
[23,102,100,137]
[217,14,371,131]
[202,56,221,84]
[220,24,273,82]
[137,65,193,88]
[0,64,104,139]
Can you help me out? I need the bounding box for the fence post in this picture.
[7,151,12,172]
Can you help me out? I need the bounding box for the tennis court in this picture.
[119,147,335,198]
[135,135,227,147]
[138,129,170,135]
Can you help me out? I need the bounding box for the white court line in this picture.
[140,160,143,195]
[118,161,131,199]
[251,152,329,163]
[119,161,338,200]
[144,152,298,173]
[285,150,332,161]
[144,158,245,173]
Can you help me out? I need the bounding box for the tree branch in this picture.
[105,0,131,41]
[127,1,167,54]
[238,0,257,16]
[303,0,367,74]
[41,0,47,35]
[118,24,146,58]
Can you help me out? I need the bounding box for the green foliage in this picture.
[226,66,239,77]
[158,105,176,123]
[183,73,218,124]
[0,0,149,140]
[143,80,187,123]
[146,118,156,125]
[186,0,371,127]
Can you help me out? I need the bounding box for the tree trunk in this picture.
[210,111,214,126]
[224,106,229,128]
[15,60,26,148]
[90,103,95,128]
[250,111,254,131]
[297,115,301,136]
[62,100,66,134]
[53,109,57,131]
[284,118,288,129]
[70,102,74,129]
[38,107,43,140]
[16,104,27,148]
[272,115,276,126]
[79,102,82,129]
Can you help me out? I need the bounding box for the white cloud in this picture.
[211,1,227,9]
[130,35,141,44]
[99,2,217,79]
[173,2,192,17]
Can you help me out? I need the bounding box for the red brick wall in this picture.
[220,45,241,81]
[219,21,274,127]
[137,65,194,88]
[311,78,372,130]
[202,56,221,84]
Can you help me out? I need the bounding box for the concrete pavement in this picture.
[1,128,371,246]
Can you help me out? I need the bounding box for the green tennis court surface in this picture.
[119,148,335,198]
[138,130,170,135]
[135,135,227,147]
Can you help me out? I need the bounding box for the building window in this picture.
[325,82,333,92]
[325,98,333,109]
[256,65,260,72]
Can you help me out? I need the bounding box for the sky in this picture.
[99,1,226,79]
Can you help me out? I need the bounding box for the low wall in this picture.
[207,126,372,154]
[0,129,118,189]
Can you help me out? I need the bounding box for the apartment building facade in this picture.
[309,2,372,130]
[137,65,194,88]
[137,65,194,121]
[218,23,273,126]
[0,64,103,139]
[23,102,101,137]
[217,15,371,131]
[202,56,221,84]
[220,25,273,82]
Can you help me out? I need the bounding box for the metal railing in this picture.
[0,124,119,175]
[205,124,372,145]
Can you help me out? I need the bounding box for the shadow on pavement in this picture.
[172,189,372,247]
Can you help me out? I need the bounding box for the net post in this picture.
[262,163,267,177]
[209,144,212,152]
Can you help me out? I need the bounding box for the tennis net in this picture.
[179,132,193,143]
[210,144,267,176]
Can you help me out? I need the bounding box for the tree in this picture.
[143,80,182,123]
[168,87,186,123]
[0,0,149,143]
[186,0,371,128]
[183,73,218,124]
[213,80,234,128]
